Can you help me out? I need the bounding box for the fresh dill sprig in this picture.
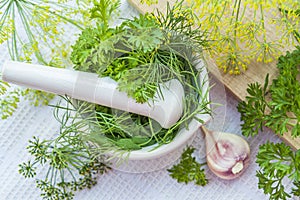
[18,96,111,199]
[142,0,300,74]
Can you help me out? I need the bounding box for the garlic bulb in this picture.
[201,126,250,180]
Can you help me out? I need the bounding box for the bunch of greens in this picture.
[238,46,300,138]
[19,97,111,199]
[69,0,211,154]
[143,0,300,74]
[19,1,211,199]
[186,0,300,75]
[237,46,300,199]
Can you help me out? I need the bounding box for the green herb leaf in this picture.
[89,0,120,25]
[168,146,208,186]
[114,138,142,150]
[237,80,268,137]
[256,142,300,200]
[124,14,163,53]
[238,46,300,138]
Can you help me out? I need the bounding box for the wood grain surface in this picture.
[128,0,300,149]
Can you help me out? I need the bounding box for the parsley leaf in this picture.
[238,46,300,199]
[238,46,300,137]
[256,142,300,200]
[237,75,269,137]
[168,146,208,186]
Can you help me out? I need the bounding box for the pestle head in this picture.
[148,79,185,129]
[109,78,185,129]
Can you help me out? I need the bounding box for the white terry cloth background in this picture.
[0,1,296,199]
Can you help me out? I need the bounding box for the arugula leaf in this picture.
[168,146,208,186]
[256,142,300,200]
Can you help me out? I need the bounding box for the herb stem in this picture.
[66,167,78,182]
[260,3,267,43]
[28,1,84,30]
[15,0,47,63]
[234,0,242,40]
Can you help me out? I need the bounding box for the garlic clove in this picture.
[201,126,251,180]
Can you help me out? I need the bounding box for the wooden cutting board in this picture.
[128,0,300,150]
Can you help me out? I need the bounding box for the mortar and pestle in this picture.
[1,61,250,178]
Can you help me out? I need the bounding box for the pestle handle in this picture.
[1,61,184,128]
[1,61,116,107]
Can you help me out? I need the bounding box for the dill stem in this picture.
[60,169,65,183]
[67,167,78,182]
[260,3,267,43]
[50,166,56,185]
[149,118,159,143]
[231,0,242,49]
[3,1,19,60]
[219,0,228,21]
[45,166,52,182]
[15,0,47,63]
[53,166,58,186]
[28,2,84,30]
[234,0,242,37]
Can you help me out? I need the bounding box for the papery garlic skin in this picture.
[202,126,251,180]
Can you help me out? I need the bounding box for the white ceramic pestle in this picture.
[0,61,184,128]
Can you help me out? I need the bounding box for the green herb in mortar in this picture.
[19,1,211,199]
[70,1,211,154]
